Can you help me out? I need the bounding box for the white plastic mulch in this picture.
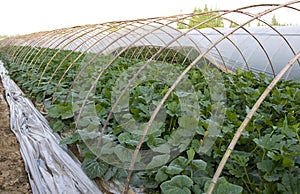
[0,61,102,194]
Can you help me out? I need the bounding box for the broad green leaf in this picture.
[264,173,281,182]
[147,138,166,148]
[174,91,192,98]
[226,163,244,178]
[118,132,139,147]
[99,141,114,155]
[77,117,91,128]
[195,125,205,135]
[281,116,297,138]
[192,184,203,194]
[253,134,285,151]
[204,177,243,194]
[113,145,140,163]
[103,166,117,181]
[160,175,193,194]
[155,166,169,183]
[191,159,207,171]
[277,172,300,193]
[226,110,238,124]
[166,156,188,175]
[61,104,73,119]
[191,139,201,152]
[282,157,294,167]
[81,157,109,179]
[146,154,170,169]
[166,101,181,117]
[78,130,99,140]
[152,144,171,154]
[52,120,65,132]
[257,160,273,173]
[187,148,195,162]
[60,132,80,144]
[48,105,62,118]
[178,115,198,131]
[165,165,183,176]
[230,154,250,167]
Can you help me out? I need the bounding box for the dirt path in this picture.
[0,80,31,194]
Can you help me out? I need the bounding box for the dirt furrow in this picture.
[0,80,31,194]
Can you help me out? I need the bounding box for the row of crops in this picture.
[0,45,299,193]
[2,3,300,193]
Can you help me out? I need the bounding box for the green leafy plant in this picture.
[1,46,299,193]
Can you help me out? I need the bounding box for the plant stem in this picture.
[168,117,174,131]
[296,133,300,145]
[172,117,177,130]
[243,166,252,190]
[242,177,252,194]
[262,149,266,161]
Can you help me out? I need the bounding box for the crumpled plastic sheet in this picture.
[0,61,102,194]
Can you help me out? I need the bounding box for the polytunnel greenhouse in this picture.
[0,1,300,194]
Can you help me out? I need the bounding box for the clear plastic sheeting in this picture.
[187,26,300,80]
[0,2,300,193]
[1,24,300,81]
[0,61,101,194]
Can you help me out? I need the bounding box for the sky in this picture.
[0,0,298,35]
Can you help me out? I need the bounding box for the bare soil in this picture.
[0,81,31,194]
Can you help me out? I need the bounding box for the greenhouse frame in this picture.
[0,1,300,194]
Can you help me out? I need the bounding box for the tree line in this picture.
[177,5,292,29]
[0,35,7,39]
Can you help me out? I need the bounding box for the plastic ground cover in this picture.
[0,61,102,194]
